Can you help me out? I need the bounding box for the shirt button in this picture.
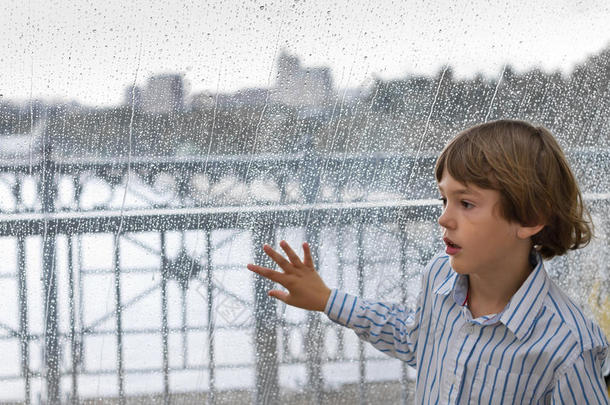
[465,324,475,334]
[453,374,460,386]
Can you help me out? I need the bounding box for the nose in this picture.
[437,205,455,229]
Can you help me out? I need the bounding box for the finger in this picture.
[262,244,293,271]
[302,242,314,268]
[279,240,303,266]
[268,289,289,302]
[247,264,286,284]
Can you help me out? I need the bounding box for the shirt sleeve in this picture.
[324,288,423,367]
[550,349,609,405]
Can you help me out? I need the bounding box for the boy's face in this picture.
[437,171,528,277]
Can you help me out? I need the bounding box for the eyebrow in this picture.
[437,186,480,197]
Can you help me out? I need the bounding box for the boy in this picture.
[247,120,609,403]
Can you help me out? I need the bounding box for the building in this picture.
[126,73,185,114]
[271,51,334,108]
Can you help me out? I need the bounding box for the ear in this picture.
[516,223,545,240]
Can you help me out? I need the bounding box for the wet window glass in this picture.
[0,1,609,403]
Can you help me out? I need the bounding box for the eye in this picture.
[461,200,473,209]
[438,197,447,206]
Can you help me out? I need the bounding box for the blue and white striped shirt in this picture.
[325,252,609,404]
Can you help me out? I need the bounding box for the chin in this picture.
[448,256,470,274]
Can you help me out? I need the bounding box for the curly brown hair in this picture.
[434,119,592,259]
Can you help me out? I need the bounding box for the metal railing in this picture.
[0,139,442,404]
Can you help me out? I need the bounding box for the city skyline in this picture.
[1,0,609,106]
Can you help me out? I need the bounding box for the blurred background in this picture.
[0,1,609,403]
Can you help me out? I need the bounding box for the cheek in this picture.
[478,223,519,250]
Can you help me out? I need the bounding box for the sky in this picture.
[1,0,609,106]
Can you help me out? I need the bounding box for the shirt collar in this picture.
[499,252,549,340]
[432,251,549,340]
[433,269,457,296]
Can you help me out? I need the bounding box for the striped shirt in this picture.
[325,252,609,404]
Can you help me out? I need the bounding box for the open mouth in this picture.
[443,237,461,249]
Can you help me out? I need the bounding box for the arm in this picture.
[550,350,609,404]
[325,289,422,365]
[247,240,422,365]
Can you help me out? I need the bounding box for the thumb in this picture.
[268,290,289,302]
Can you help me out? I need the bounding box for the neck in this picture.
[467,248,534,318]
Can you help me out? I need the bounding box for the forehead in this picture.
[437,171,486,197]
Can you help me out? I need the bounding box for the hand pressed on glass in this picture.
[246,240,331,312]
